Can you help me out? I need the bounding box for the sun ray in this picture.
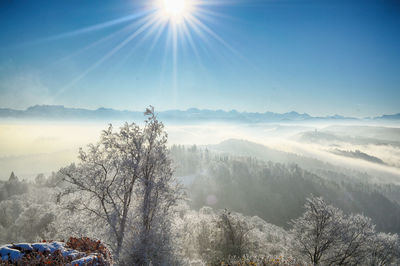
[193,8,242,30]
[184,16,217,51]
[50,0,242,98]
[141,20,169,67]
[110,19,167,74]
[56,15,159,97]
[179,20,213,82]
[187,13,242,58]
[172,22,179,108]
[27,11,150,46]
[41,17,149,74]
[180,20,201,60]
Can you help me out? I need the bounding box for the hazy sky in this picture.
[0,0,399,117]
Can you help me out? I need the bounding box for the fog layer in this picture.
[0,120,399,182]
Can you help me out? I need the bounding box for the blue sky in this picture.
[0,0,399,117]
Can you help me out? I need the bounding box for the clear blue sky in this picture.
[0,0,399,117]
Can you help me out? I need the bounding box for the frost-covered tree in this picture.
[9,172,18,182]
[176,205,293,264]
[0,199,24,242]
[1,172,28,199]
[216,209,251,259]
[121,108,183,265]
[368,232,400,266]
[0,181,59,245]
[13,205,56,242]
[290,196,344,265]
[290,195,399,265]
[328,214,375,265]
[60,107,182,264]
[35,173,46,186]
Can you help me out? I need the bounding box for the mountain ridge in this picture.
[0,105,399,122]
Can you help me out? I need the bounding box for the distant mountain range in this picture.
[0,105,399,123]
[374,113,400,120]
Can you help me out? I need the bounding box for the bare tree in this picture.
[368,232,399,266]
[192,208,252,264]
[216,209,252,259]
[290,196,343,265]
[124,108,183,265]
[329,214,375,265]
[59,107,180,263]
[290,196,399,266]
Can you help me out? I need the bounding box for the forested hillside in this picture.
[171,143,400,233]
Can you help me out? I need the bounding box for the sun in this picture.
[163,0,185,16]
[54,0,233,93]
[157,0,193,23]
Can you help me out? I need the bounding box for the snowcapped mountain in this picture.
[0,105,387,123]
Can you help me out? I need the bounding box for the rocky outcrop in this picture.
[0,237,112,265]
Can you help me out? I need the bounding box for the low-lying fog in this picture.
[1,119,400,183]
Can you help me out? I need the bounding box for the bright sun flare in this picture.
[158,0,192,22]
